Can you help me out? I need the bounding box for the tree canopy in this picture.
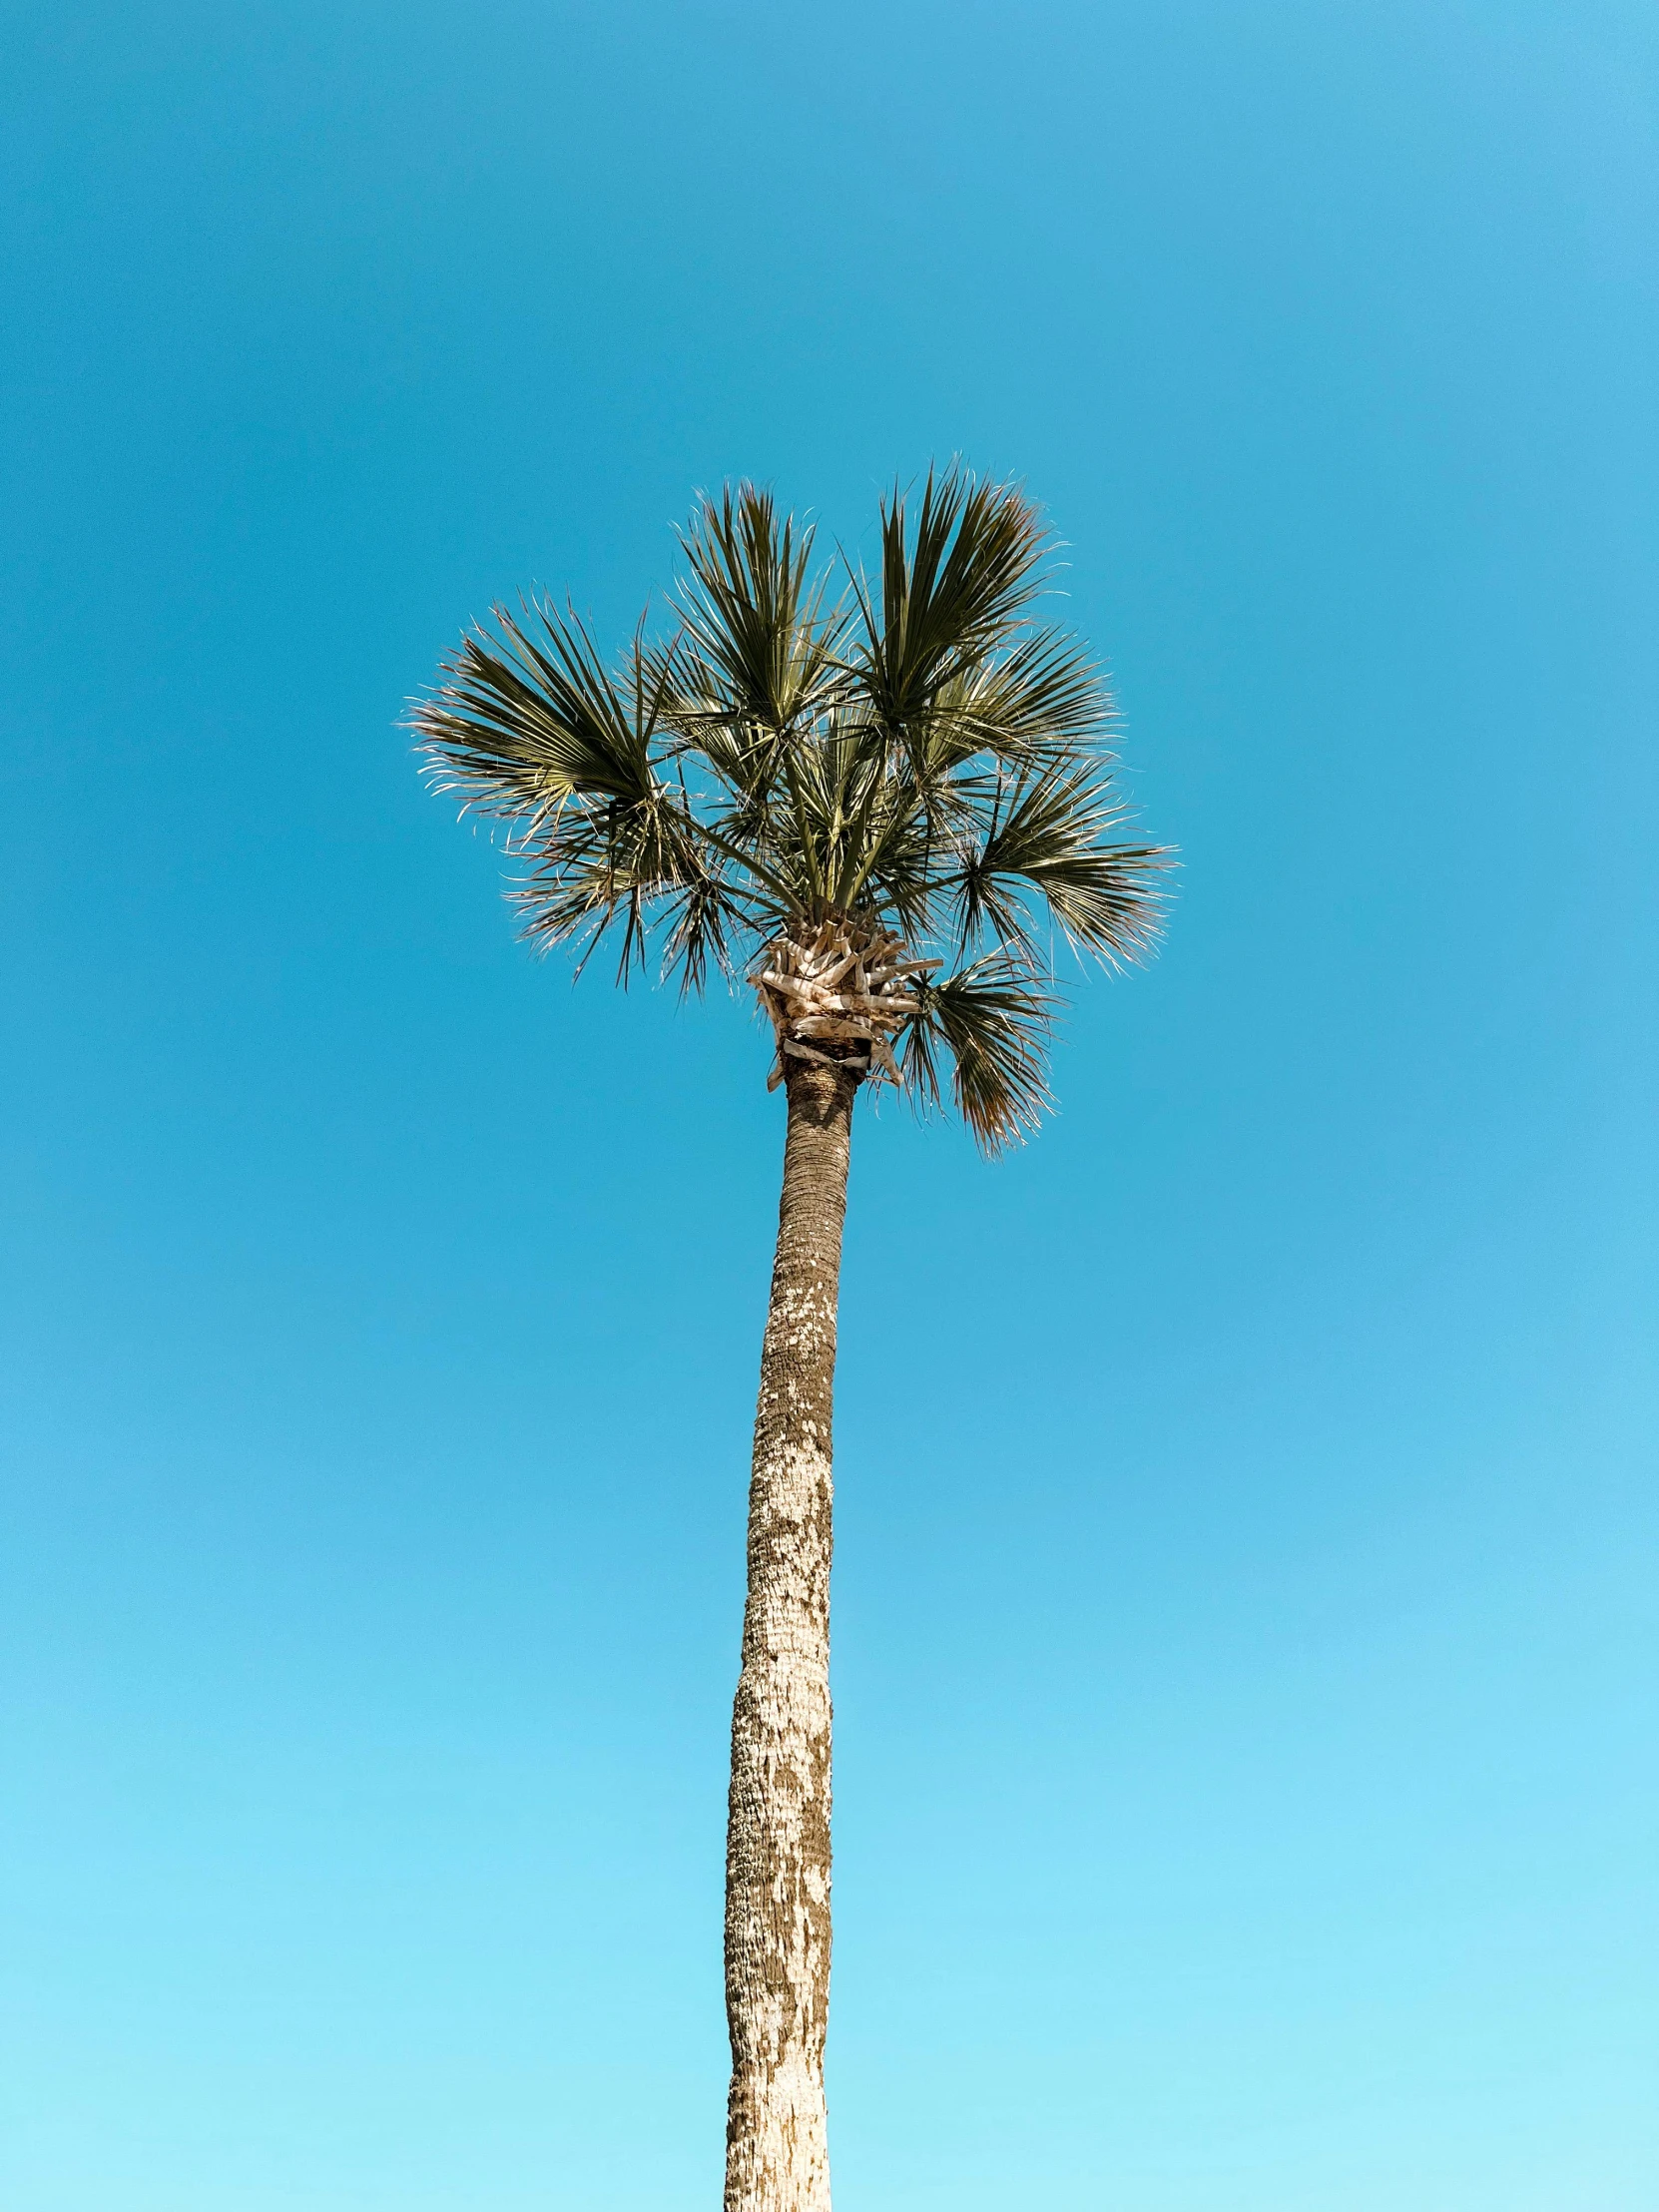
[411,468,1169,1148]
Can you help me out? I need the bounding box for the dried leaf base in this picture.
[751,918,938,1091]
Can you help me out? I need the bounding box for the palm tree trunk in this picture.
[724,1056,857,2212]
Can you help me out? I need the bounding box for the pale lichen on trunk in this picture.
[724,1047,858,2212]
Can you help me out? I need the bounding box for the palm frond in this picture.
[901,956,1057,1152]
[851,467,1050,736]
[411,598,660,821]
[672,484,847,758]
[926,629,1113,771]
[511,771,712,981]
[952,766,1171,964]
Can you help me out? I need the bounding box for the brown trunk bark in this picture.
[723,1055,857,2212]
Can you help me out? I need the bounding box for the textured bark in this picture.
[724,1055,857,2212]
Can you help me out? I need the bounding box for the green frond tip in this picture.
[407,462,1174,1148]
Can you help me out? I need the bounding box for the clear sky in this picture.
[3,4,1655,2208]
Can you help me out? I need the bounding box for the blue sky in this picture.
[2,3,1655,2207]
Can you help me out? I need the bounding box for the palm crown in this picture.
[411,468,1168,1148]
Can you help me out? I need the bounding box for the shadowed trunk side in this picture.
[724,1056,857,2212]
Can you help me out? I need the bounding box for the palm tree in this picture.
[411,468,1167,2212]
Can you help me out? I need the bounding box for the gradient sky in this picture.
[3,5,1656,2209]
